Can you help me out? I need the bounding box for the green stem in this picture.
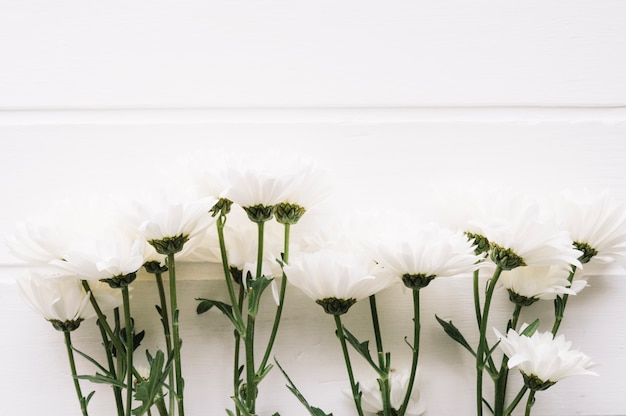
[258,223,291,377]
[121,286,133,416]
[64,331,89,416]
[234,284,245,416]
[154,271,175,416]
[217,215,245,332]
[399,289,420,416]
[551,266,577,336]
[96,317,124,416]
[504,386,528,416]
[476,266,503,416]
[255,221,265,279]
[524,390,536,416]
[155,396,169,416]
[245,314,256,412]
[167,253,185,416]
[473,269,482,329]
[369,295,392,416]
[334,315,364,416]
[494,304,523,415]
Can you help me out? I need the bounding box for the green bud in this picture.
[101,272,137,289]
[574,241,598,264]
[149,234,189,255]
[507,289,538,307]
[490,244,526,270]
[143,261,168,274]
[49,318,83,332]
[316,297,357,315]
[243,204,274,223]
[522,372,556,391]
[274,202,306,225]
[402,273,436,290]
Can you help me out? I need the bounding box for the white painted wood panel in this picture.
[1,121,625,415]
[2,1,626,108]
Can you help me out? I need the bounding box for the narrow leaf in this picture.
[436,315,476,357]
[341,327,383,375]
[196,298,245,335]
[275,359,334,416]
[521,319,540,337]
[247,276,274,318]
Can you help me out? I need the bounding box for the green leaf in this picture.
[72,347,108,374]
[435,315,476,357]
[196,298,245,335]
[255,364,273,385]
[341,327,384,376]
[275,359,334,416]
[521,319,540,337]
[232,396,256,416]
[132,349,174,416]
[247,276,274,318]
[76,373,127,388]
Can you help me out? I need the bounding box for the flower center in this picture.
[274,202,306,225]
[490,244,526,270]
[315,297,357,315]
[149,234,189,255]
[243,204,275,223]
[402,273,436,290]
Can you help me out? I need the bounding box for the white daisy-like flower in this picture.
[17,271,94,330]
[88,280,125,313]
[474,199,581,271]
[273,159,333,224]
[373,222,483,290]
[500,265,587,305]
[494,324,597,391]
[552,189,626,266]
[5,198,120,265]
[134,188,217,256]
[356,369,426,416]
[50,233,146,284]
[283,249,395,315]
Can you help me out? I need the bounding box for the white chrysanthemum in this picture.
[500,265,587,303]
[275,159,333,209]
[221,152,313,209]
[17,271,94,324]
[5,198,121,265]
[356,370,426,416]
[134,188,217,253]
[552,189,626,266]
[284,250,395,314]
[373,222,482,289]
[495,324,597,390]
[169,151,231,201]
[50,234,146,282]
[474,199,581,270]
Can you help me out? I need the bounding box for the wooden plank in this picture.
[1,1,626,107]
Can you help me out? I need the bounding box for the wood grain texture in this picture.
[1,1,626,108]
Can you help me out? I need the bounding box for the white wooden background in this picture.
[1,1,626,415]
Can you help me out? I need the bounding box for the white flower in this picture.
[17,271,94,324]
[373,222,482,289]
[88,280,125,312]
[275,159,333,209]
[133,188,217,256]
[5,198,120,265]
[51,234,146,282]
[474,199,581,270]
[552,189,626,266]
[221,152,308,209]
[284,249,395,314]
[495,324,597,390]
[357,370,426,416]
[500,265,587,303]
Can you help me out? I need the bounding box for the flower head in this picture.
[133,187,217,256]
[17,271,94,331]
[357,370,426,416]
[552,189,626,266]
[500,265,587,305]
[373,222,482,290]
[284,249,394,315]
[495,324,597,390]
[474,198,581,270]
